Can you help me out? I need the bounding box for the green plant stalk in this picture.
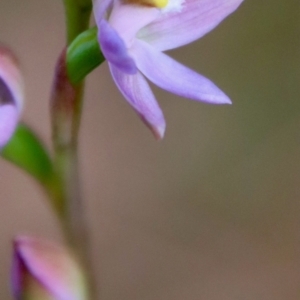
[63,0,93,44]
[52,0,96,298]
[51,54,96,299]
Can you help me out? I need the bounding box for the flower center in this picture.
[124,0,168,8]
[122,0,184,12]
[162,0,185,13]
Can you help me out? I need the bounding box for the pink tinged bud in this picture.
[11,236,88,300]
[0,46,24,148]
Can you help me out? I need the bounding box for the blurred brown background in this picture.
[0,0,300,299]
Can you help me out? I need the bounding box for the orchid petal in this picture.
[93,0,113,23]
[109,63,166,139]
[0,48,23,148]
[99,19,137,74]
[131,40,231,104]
[138,0,244,51]
[108,2,159,46]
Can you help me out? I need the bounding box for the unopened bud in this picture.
[11,236,88,300]
[0,46,23,148]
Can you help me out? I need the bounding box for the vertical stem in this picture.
[51,50,96,298]
[52,0,96,298]
[51,54,85,248]
[63,0,93,45]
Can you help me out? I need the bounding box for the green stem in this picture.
[51,0,96,298]
[63,0,93,44]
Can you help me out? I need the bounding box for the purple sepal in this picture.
[131,41,231,105]
[109,63,166,139]
[99,20,137,74]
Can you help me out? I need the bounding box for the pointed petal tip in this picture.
[109,64,167,141]
[152,123,166,140]
[214,95,232,105]
[140,113,166,140]
[131,41,233,107]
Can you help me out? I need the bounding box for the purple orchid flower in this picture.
[12,236,88,300]
[93,0,244,139]
[0,47,23,147]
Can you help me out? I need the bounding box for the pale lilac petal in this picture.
[131,40,231,104]
[12,236,88,300]
[93,0,113,23]
[138,0,244,51]
[109,63,166,139]
[108,2,159,46]
[99,19,137,74]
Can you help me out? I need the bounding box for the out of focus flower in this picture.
[0,46,23,147]
[11,236,88,300]
[93,0,243,138]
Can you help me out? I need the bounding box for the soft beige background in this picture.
[0,0,300,299]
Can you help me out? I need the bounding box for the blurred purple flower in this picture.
[12,236,88,300]
[93,0,244,139]
[0,47,23,147]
